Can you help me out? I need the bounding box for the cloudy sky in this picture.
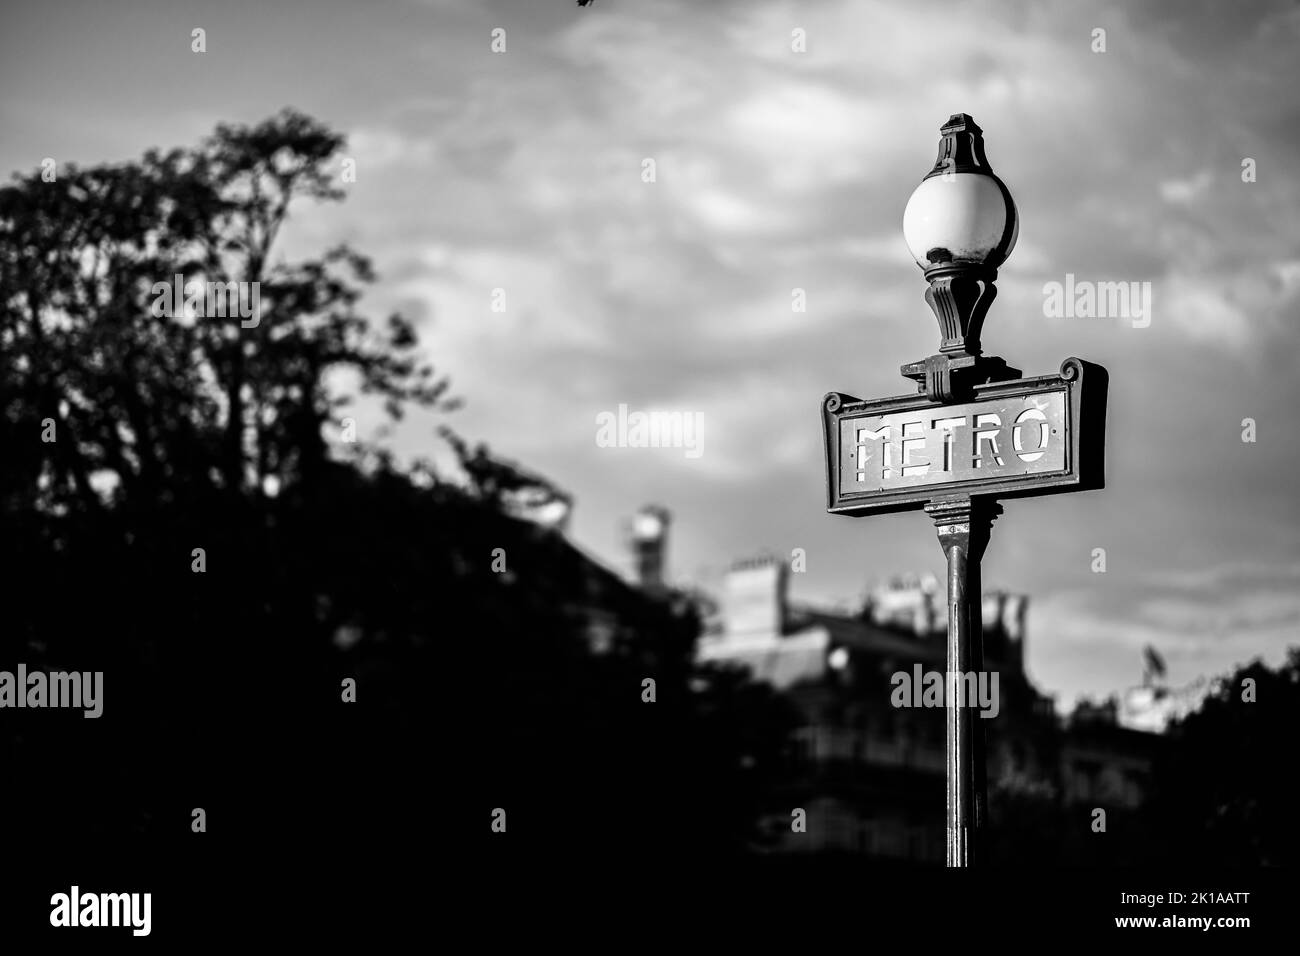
[4,0,1299,710]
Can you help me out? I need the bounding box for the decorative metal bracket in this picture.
[900,264,1020,401]
[927,264,998,356]
[900,352,1021,403]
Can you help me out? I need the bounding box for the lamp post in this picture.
[903,113,1017,868]
[819,114,1109,867]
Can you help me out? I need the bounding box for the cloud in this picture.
[346,127,439,169]
[19,0,1297,710]
[1029,560,1300,706]
[1159,170,1213,204]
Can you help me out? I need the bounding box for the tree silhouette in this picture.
[0,110,796,869]
[1147,649,1300,866]
[0,107,454,524]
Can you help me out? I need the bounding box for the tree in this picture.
[0,111,796,868]
[1147,649,1300,866]
[0,107,455,525]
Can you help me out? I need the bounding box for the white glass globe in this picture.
[902,172,1017,270]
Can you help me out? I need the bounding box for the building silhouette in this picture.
[682,541,1161,862]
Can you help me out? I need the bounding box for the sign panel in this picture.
[841,389,1067,494]
[822,357,1107,516]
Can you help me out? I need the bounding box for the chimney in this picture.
[981,592,1006,634]
[978,591,1027,670]
[868,573,939,636]
[1001,593,1027,669]
[723,555,788,641]
[630,505,670,592]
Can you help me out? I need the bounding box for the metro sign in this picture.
[822,357,1107,516]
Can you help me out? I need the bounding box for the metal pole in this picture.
[924,494,1000,867]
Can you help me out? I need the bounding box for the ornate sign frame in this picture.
[822,357,1108,516]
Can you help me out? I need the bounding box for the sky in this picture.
[3,0,1299,711]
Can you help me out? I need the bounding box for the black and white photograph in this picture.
[1,0,1298,942]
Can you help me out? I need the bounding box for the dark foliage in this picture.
[0,110,796,873]
[1146,650,1300,866]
